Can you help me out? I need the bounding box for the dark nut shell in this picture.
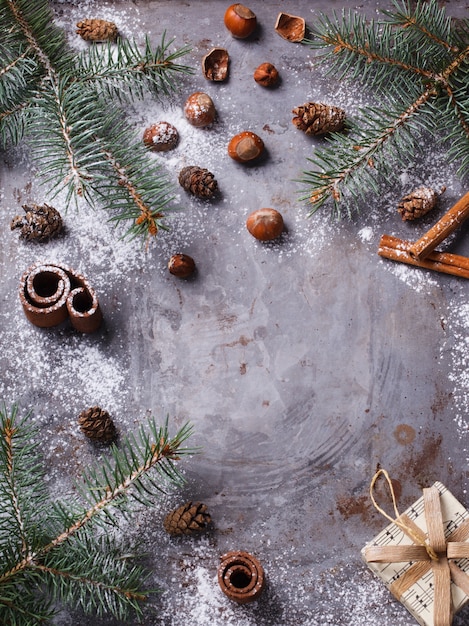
[224,3,257,38]
[202,47,229,81]
[254,63,279,87]
[275,12,305,42]
[143,122,179,152]
[168,254,196,278]
[228,131,264,163]
[246,208,284,241]
[184,92,216,127]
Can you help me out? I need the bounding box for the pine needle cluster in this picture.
[0,403,195,624]
[301,0,469,218]
[0,0,193,240]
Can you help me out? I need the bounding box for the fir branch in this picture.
[382,0,456,52]
[301,0,469,218]
[0,404,195,624]
[75,34,193,102]
[0,0,192,241]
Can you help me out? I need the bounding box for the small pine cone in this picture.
[164,502,211,536]
[397,186,442,221]
[76,18,118,42]
[10,203,63,242]
[292,102,346,135]
[178,166,218,198]
[78,406,117,443]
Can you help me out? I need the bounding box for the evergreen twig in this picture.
[0,0,193,240]
[0,403,195,624]
[301,0,469,218]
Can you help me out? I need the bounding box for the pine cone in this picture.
[76,18,118,42]
[164,502,211,536]
[178,166,218,198]
[292,102,346,135]
[397,186,442,221]
[10,203,63,242]
[78,406,117,443]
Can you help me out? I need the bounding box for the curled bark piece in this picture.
[20,264,71,328]
[218,551,265,604]
[19,262,102,332]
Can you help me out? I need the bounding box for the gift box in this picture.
[362,479,469,626]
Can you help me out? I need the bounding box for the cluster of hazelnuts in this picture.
[143,3,294,280]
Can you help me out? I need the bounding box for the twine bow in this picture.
[365,470,469,626]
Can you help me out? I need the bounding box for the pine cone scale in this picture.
[76,19,118,42]
[10,203,63,242]
[78,406,117,443]
[164,502,211,536]
[292,102,346,135]
[178,166,218,198]
[397,186,442,221]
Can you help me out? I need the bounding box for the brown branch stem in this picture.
[1,418,30,557]
[0,442,171,584]
[311,88,436,205]
[34,564,148,602]
[0,48,32,78]
[324,33,434,79]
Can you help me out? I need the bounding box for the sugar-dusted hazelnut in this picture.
[253,63,279,87]
[246,208,284,241]
[224,3,257,38]
[184,92,216,127]
[143,122,179,152]
[228,131,264,163]
[168,254,196,278]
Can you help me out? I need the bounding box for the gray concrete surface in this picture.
[1,1,469,624]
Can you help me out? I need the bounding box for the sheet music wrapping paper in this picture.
[361,482,469,626]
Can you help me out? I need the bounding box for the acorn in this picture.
[224,3,257,38]
[184,92,216,127]
[254,63,279,87]
[168,254,196,278]
[143,122,179,152]
[246,208,284,241]
[228,131,264,163]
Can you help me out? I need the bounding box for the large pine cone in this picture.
[76,18,118,42]
[164,502,211,536]
[178,166,218,198]
[292,102,346,135]
[397,186,442,221]
[10,203,63,242]
[78,406,117,443]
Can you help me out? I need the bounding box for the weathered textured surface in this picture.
[1,1,469,624]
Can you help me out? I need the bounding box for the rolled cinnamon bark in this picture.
[378,234,469,279]
[408,190,469,260]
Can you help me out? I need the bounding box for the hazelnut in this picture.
[228,131,264,163]
[224,3,257,38]
[253,63,279,87]
[184,92,216,127]
[274,12,306,42]
[246,208,284,241]
[168,254,196,278]
[143,122,179,152]
[202,47,229,81]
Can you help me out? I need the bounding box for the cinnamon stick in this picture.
[408,190,469,260]
[378,234,469,279]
